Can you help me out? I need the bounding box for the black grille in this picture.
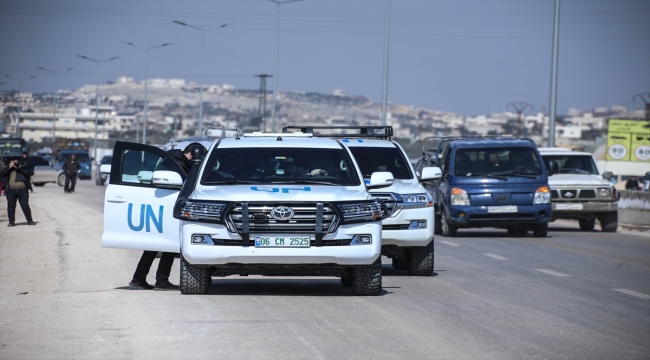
[228,203,337,233]
[579,190,596,198]
[382,224,409,230]
[209,238,350,247]
[551,190,559,199]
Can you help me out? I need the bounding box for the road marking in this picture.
[534,269,570,277]
[440,241,461,247]
[612,289,650,300]
[483,253,508,260]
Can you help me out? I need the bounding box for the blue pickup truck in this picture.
[418,136,552,237]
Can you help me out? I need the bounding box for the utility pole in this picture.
[548,0,561,147]
[632,93,650,120]
[34,67,74,155]
[506,102,533,137]
[380,0,391,126]
[255,74,272,131]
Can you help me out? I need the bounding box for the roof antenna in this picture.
[277,136,283,141]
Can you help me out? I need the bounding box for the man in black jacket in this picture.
[0,156,35,227]
[129,142,204,291]
[63,154,81,194]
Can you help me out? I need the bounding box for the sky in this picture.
[1,0,649,116]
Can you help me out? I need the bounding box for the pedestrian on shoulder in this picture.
[129,142,205,291]
[63,154,81,194]
[0,156,35,227]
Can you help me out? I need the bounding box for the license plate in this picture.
[555,203,583,210]
[254,235,310,248]
[487,205,518,213]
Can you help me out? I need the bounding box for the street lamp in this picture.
[173,20,231,137]
[2,75,37,137]
[76,55,119,162]
[34,67,73,151]
[381,0,391,127]
[269,0,302,132]
[123,41,173,144]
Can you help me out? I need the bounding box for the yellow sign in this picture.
[607,119,650,162]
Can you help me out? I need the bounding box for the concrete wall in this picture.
[618,190,650,229]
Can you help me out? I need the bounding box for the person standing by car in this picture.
[129,142,204,291]
[63,153,81,194]
[0,157,35,227]
[625,176,640,191]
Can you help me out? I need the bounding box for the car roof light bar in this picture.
[282,126,393,140]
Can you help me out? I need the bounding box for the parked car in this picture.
[95,155,112,185]
[30,155,61,187]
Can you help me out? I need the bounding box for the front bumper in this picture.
[181,222,381,266]
[446,204,552,228]
[551,201,618,220]
[381,206,434,247]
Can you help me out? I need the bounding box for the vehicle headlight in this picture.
[450,188,470,206]
[533,186,551,204]
[336,200,385,224]
[399,192,434,208]
[597,188,611,197]
[173,198,229,222]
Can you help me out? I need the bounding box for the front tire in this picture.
[57,173,65,187]
[408,240,434,276]
[352,258,382,296]
[533,223,548,237]
[441,212,458,237]
[600,211,618,233]
[180,255,211,294]
[579,218,596,231]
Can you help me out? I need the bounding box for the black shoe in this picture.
[129,280,154,290]
[154,282,179,291]
[27,221,35,225]
[7,223,15,227]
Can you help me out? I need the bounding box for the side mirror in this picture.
[368,171,394,189]
[602,171,614,180]
[152,170,183,188]
[420,166,442,181]
[100,164,111,174]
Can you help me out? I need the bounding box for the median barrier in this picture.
[618,190,650,229]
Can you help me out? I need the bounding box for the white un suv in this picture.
[283,126,442,276]
[101,132,394,295]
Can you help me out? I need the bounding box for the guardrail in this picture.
[618,190,650,230]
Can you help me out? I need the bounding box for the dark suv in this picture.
[418,137,552,237]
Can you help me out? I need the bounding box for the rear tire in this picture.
[33,183,45,187]
[352,258,382,296]
[180,255,211,294]
[600,211,618,233]
[441,212,457,237]
[533,223,548,237]
[578,218,596,231]
[407,240,434,276]
[391,254,408,270]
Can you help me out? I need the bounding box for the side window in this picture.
[442,150,451,175]
[121,149,174,185]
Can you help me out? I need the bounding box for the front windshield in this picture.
[349,146,413,179]
[101,156,113,165]
[58,152,90,162]
[201,147,361,186]
[455,147,543,177]
[542,155,599,175]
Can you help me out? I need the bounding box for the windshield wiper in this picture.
[203,180,264,185]
[465,173,508,180]
[270,180,338,186]
[506,172,538,179]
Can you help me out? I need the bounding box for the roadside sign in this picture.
[606,119,650,162]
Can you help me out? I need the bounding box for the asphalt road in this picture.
[1,180,649,359]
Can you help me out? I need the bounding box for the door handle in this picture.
[107,196,127,203]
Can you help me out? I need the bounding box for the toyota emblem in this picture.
[270,206,295,220]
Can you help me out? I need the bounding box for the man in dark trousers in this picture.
[129,142,203,291]
[0,156,35,227]
[63,153,81,194]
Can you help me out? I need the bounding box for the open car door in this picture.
[102,141,187,252]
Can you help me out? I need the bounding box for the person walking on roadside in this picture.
[0,156,35,227]
[63,153,81,194]
[129,142,204,291]
[19,152,34,193]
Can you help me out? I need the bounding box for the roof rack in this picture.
[243,132,313,138]
[282,125,393,140]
